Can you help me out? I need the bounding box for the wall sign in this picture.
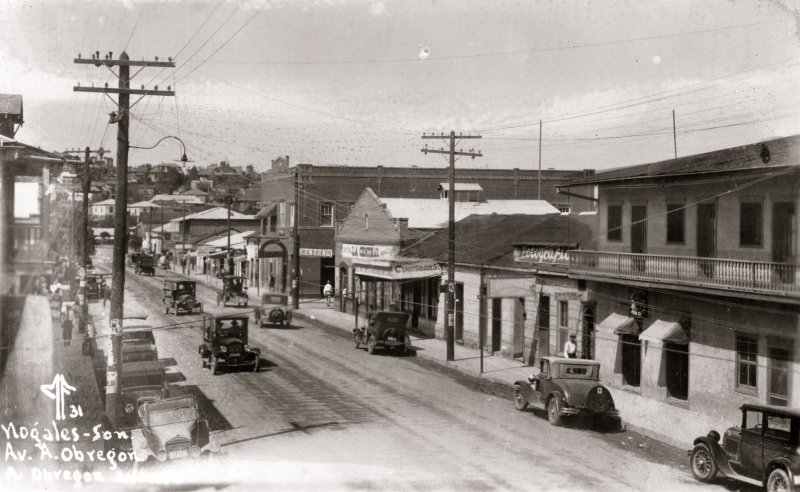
[514,245,571,264]
[300,248,333,258]
[341,243,398,260]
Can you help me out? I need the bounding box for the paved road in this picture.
[98,250,723,491]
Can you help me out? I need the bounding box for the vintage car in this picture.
[162,279,202,315]
[255,293,292,328]
[689,403,800,491]
[134,254,156,276]
[216,275,249,307]
[121,325,158,363]
[513,357,620,427]
[198,314,260,374]
[131,395,219,465]
[353,311,411,355]
[119,360,169,429]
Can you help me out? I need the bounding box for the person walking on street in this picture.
[564,332,578,359]
[268,275,275,293]
[102,281,111,307]
[323,281,333,307]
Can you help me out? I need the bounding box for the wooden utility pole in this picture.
[421,131,482,361]
[292,167,300,309]
[74,51,174,427]
[538,120,542,200]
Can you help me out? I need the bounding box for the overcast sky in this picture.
[2,0,799,172]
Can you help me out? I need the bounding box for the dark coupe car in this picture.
[198,314,260,374]
[513,357,620,428]
[690,403,800,491]
[353,311,411,355]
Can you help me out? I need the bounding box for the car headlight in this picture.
[156,450,167,462]
[220,346,227,353]
[125,403,135,414]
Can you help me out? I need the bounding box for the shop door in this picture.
[513,297,525,359]
[697,203,716,276]
[621,334,641,387]
[768,341,792,406]
[537,295,550,358]
[455,283,464,343]
[320,257,335,296]
[491,298,502,352]
[665,342,689,400]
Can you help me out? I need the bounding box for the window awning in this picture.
[255,202,279,218]
[639,319,689,345]
[597,313,638,336]
[355,259,442,281]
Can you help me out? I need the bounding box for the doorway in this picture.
[455,283,464,343]
[768,340,792,406]
[491,298,502,353]
[631,205,647,271]
[537,295,550,358]
[621,334,641,387]
[320,257,335,296]
[665,342,689,400]
[697,203,716,276]
[773,202,796,283]
[582,305,595,360]
[513,298,525,360]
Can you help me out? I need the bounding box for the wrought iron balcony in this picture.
[569,250,800,297]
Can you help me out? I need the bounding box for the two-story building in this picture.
[558,135,800,423]
[256,156,596,299]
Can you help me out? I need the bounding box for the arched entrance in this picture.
[259,240,288,293]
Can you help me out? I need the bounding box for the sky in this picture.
[1,0,799,173]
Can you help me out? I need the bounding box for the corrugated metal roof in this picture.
[381,198,559,229]
[129,200,160,208]
[437,182,483,191]
[204,230,256,248]
[170,206,256,222]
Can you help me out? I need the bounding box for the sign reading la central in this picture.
[341,243,398,260]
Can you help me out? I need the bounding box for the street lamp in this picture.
[130,135,189,165]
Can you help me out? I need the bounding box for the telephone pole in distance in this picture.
[421,131,482,361]
[74,51,174,427]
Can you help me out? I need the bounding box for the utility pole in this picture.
[421,131,482,361]
[182,199,187,275]
[74,51,174,427]
[538,120,542,200]
[293,167,300,309]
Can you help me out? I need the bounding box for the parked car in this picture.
[255,293,292,328]
[216,275,248,307]
[162,279,202,315]
[353,311,411,355]
[689,403,800,491]
[198,314,260,374]
[119,361,169,429]
[134,254,155,276]
[131,395,219,465]
[513,357,620,428]
[121,324,158,362]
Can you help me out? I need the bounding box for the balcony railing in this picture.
[569,250,800,297]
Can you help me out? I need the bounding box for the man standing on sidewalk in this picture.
[102,280,111,307]
[323,281,333,307]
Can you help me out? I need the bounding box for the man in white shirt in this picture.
[563,333,578,359]
[323,281,333,307]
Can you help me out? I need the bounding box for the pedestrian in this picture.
[268,275,275,293]
[102,281,111,307]
[323,281,333,307]
[52,288,63,312]
[181,255,187,275]
[564,332,578,359]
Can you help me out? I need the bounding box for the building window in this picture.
[607,204,622,241]
[557,205,571,214]
[740,202,763,247]
[558,301,568,327]
[364,213,369,230]
[289,204,295,228]
[320,203,334,227]
[666,203,685,243]
[277,202,286,227]
[736,334,758,392]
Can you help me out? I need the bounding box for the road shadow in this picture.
[514,407,624,435]
[160,356,178,368]
[166,371,188,384]
[171,384,234,433]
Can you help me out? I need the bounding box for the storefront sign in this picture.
[487,277,535,298]
[394,261,441,275]
[554,291,583,300]
[514,245,571,264]
[355,260,441,280]
[341,243,398,260]
[300,248,333,258]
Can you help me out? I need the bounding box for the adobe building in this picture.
[256,156,596,299]
[559,135,800,423]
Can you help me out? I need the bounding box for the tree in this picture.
[187,166,199,181]
[245,164,254,174]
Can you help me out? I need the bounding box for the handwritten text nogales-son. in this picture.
[1,421,128,444]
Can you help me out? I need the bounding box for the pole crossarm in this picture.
[421,134,482,139]
[73,87,176,96]
[73,58,175,68]
[421,148,483,158]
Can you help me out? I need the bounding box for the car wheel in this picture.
[547,397,562,426]
[210,357,219,376]
[367,335,376,354]
[689,443,717,483]
[163,303,169,314]
[513,386,529,411]
[767,467,790,492]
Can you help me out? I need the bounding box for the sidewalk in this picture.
[293,299,727,449]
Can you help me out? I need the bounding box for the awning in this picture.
[355,259,442,281]
[639,319,689,345]
[206,250,229,259]
[597,313,638,336]
[255,202,279,218]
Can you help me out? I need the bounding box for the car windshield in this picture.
[147,405,197,427]
[122,374,163,388]
[558,364,597,380]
